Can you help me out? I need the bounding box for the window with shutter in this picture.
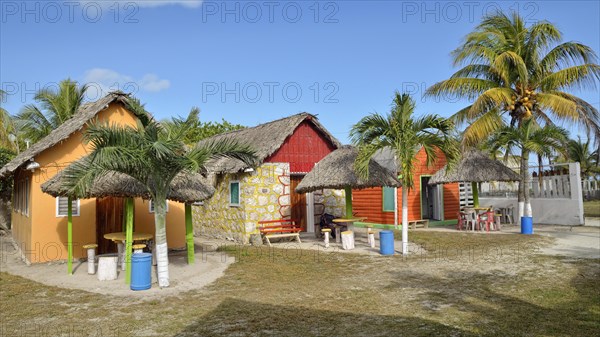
[229,181,240,206]
[56,197,80,217]
[382,186,395,212]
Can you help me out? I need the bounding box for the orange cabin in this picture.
[352,147,460,224]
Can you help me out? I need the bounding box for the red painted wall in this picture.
[353,147,460,224]
[265,119,337,173]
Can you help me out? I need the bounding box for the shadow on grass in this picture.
[173,297,476,337]
[384,262,600,336]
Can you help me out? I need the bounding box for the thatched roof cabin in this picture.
[198,113,341,174]
[0,92,146,178]
[295,145,401,193]
[429,150,521,184]
[41,169,214,203]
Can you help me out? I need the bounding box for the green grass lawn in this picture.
[584,200,600,217]
[1,232,599,336]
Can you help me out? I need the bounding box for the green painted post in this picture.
[185,203,195,264]
[122,202,127,232]
[67,197,73,275]
[471,182,479,208]
[344,187,353,218]
[125,198,134,284]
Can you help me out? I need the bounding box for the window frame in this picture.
[382,186,396,212]
[56,197,80,217]
[23,178,30,216]
[229,180,241,207]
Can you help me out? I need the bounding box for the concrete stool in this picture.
[132,244,146,254]
[97,255,118,281]
[341,231,355,250]
[322,228,331,248]
[367,230,375,248]
[82,244,98,275]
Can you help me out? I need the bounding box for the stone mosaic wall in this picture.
[323,189,346,217]
[193,173,247,242]
[242,163,290,238]
[193,163,290,243]
[313,188,346,224]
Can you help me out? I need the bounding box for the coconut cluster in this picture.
[507,88,536,121]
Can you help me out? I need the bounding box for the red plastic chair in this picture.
[457,212,465,230]
[478,211,495,232]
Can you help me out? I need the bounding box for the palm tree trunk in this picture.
[154,194,170,288]
[523,151,532,217]
[537,153,544,192]
[518,154,526,220]
[401,187,408,255]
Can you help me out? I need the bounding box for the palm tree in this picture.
[560,137,600,179]
[162,111,245,145]
[60,103,257,287]
[487,119,569,215]
[15,79,89,143]
[426,11,600,218]
[0,90,16,152]
[351,92,458,254]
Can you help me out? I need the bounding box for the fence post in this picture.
[532,174,539,197]
[569,162,584,225]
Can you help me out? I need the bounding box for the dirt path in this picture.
[0,234,234,299]
[502,224,600,259]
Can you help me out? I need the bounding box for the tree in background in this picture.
[162,110,245,145]
[427,11,600,218]
[15,79,89,143]
[487,119,569,214]
[351,92,458,254]
[559,137,600,179]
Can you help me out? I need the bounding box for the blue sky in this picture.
[1,0,599,145]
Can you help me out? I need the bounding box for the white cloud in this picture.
[83,68,170,99]
[138,74,171,92]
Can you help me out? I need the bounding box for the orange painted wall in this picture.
[11,101,187,263]
[353,147,460,224]
[134,199,186,249]
[10,169,33,261]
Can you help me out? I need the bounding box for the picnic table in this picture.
[332,218,365,242]
[103,232,153,270]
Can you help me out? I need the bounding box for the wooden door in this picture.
[96,197,125,254]
[290,176,307,231]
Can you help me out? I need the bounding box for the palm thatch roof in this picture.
[0,91,140,178]
[41,169,214,203]
[198,113,341,173]
[295,145,401,193]
[429,150,521,184]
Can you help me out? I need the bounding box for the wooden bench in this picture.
[258,219,302,246]
[408,219,429,229]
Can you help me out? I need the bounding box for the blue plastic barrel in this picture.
[521,216,533,234]
[130,253,152,290]
[379,230,395,255]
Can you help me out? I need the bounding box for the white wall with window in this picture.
[56,197,80,217]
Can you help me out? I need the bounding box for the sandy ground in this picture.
[585,217,600,227]
[0,235,235,299]
[1,224,597,300]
